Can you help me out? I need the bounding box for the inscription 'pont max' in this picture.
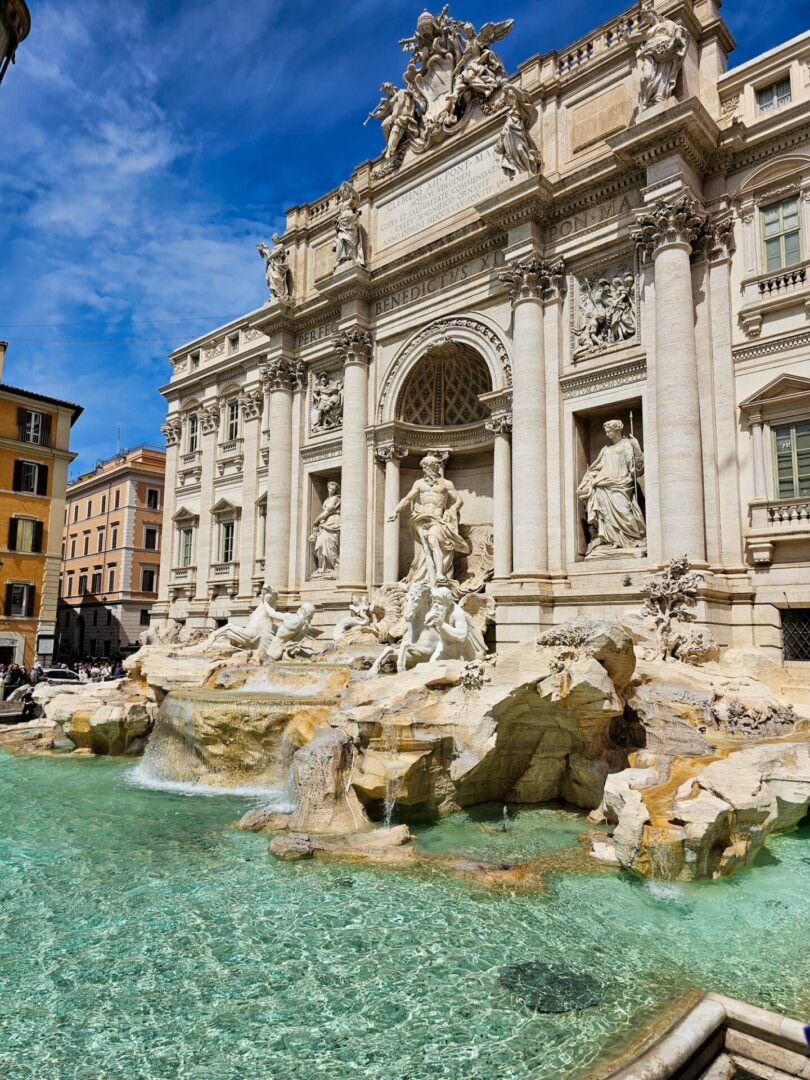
[377,146,509,248]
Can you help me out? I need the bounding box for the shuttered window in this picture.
[774,421,810,498]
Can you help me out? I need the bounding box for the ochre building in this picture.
[154,3,810,661]
[0,342,81,665]
[58,446,166,658]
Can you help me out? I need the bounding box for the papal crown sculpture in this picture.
[365,6,539,180]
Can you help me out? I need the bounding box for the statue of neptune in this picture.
[577,420,646,558]
[387,453,471,586]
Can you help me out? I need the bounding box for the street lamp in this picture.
[0,0,30,87]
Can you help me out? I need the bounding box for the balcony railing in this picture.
[739,259,810,337]
[171,565,196,582]
[210,561,239,578]
[746,497,810,565]
[17,426,51,447]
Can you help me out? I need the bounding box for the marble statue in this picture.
[368,10,516,175]
[310,371,344,432]
[365,82,419,162]
[369,582,486,674]
[257,234,292,301]
[577,420,646,558]
[388,452,471,587]
[309,481,341,579]
[334,182,364,266]
[630,8,688,110]
[575,272,636,353]
[333,595,374,642]
[265,603,318,662]
[139,618,182,647]
[207,587,284,652]
[495,85,540,179]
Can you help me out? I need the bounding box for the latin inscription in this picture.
[374,251,504,317]
[297,321,339,349]
[545,193,640,243]
[377,145,509,248]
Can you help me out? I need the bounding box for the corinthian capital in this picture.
[334,327,373,366]
[239,387,265,421]
[499,257,566,304]
[693,211,736,263]
[161,416,182,446]
[259,358,306,392]
[485,412,512,436]
[375,443,408,465]
[200,401,221,435]
[631,194,707,262]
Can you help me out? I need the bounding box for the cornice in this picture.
[300,438,343,464]
[724,120,810,177]
[560,356,647,399]
[608,98,721,176]
[733,330,810,365]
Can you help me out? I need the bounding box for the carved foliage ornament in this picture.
[239,387,264,422]
[200,402,221,435]
[631,194,706,262]
[484,412,512,436]
[334,327,373,365]
[260,358,306,392]
[499,257,566,303]
[375,444,409,464]
[161,416,183,446]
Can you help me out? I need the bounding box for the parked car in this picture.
[39,668,83,684]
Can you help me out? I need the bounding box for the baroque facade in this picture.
[155,3,810,659]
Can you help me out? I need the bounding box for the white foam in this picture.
[125,761,294,805]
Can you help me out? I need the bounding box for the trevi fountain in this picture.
[5,3,810,1079]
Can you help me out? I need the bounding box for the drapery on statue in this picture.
[388,452,471,587]
[257,234,292,301]
[630,8,688,110]
[369,582,486,674]
[309,481,341,578]
[365,82,419,161]
[577,420,646,558]
[310,372,344,432]
[334,181,364,266]
[495,85,540,179]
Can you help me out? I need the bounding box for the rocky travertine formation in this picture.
[37,680,157,756]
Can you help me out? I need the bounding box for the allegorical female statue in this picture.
[309,480,341,578]
[577,420,646,558]
[334,182,364,267]
[388,453,471,586]
[257,234,292,301]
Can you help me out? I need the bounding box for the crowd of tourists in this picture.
[0,658,126,700]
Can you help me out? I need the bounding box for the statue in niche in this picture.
[387,453,471,587]
[630,8,688,110]
[495,85,540,179]
[334,182,364,267]
[369,582,486,675]
[575,272,636,354]
[257,234,292,301]
[309,481,341,578]
[577,420,646,559]
[310,371,344,432]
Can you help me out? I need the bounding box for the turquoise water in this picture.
[2,753,810,1080]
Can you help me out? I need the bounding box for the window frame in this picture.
[772,420,810,499]
[755,75,792,116]
[141,566,157,593]
[179,526,194,568]
[144,525,159,552]
[760,195,802,273]
[187,413,199,453]
[220,519,235,564]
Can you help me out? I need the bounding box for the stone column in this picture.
[237,387,264,598]
[634,196,706,562]
[750,412,767,500]
[156,414,182,615]
[485,414,513,578]
[706,214,744,564]
[499,258,564,575]
[194,400,220,602]
[261,359,302,591]
[376,444,408,583]
[336,328,373,586]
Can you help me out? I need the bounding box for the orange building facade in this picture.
[0,343,81,665]
[58,445,166,658]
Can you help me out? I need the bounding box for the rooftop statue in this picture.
[257,234,292,302]
[367,9,527,177]
[630,7,688,111]
[334,181,364,267]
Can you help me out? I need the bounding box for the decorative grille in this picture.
[782,608,810,661]
[398,345,491,427]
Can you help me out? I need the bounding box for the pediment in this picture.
[739,155,810,196]
[172,505,199,523]
[739,373,810,416]
[211,497,241,516]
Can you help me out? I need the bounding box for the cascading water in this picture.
[382,723,403,830]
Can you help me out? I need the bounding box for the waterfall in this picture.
[382,723,403,830]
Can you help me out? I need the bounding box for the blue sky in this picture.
[1,1,805,476]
